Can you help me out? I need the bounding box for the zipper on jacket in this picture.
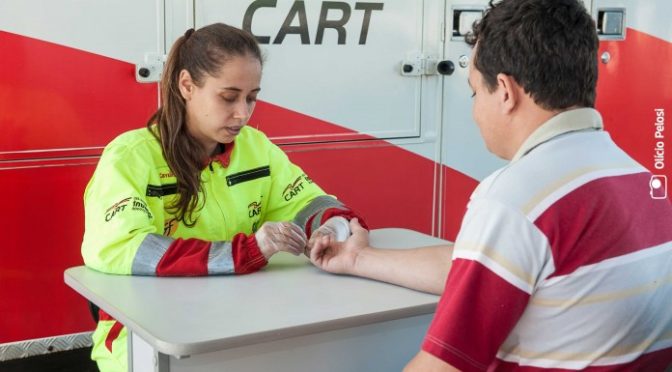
[146,184,178,197]
[206,165,227,236]
[226,166,270,187]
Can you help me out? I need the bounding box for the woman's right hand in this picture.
[255,221,307,260]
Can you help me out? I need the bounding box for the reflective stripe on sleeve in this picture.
[293,195,345,232]
[131,233,174,275]
[208,241,235,274]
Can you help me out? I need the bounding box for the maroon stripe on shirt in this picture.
[422,259,530,371]
[534,172,672,278]
[155,238,210,276]
[490,346,672,371]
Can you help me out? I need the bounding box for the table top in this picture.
[64,228,450,356]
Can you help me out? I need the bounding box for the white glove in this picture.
[255,221,307,259]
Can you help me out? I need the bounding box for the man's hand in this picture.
[305,216,351,256]
[309,218,368,274]
[255,221,307,260]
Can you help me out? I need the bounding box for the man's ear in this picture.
[178,69,194,101]
[496,73,520,114]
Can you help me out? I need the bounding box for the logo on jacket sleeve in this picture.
[132,198,153,219]
[282,176,305,201]
[105,197,131,221]
[105,197,153,221]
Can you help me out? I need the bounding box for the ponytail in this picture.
[147,24,261,226]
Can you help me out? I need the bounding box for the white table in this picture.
[64,228,450,372]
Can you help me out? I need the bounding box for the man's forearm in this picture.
[352,244,453,295]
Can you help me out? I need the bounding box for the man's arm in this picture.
[404,351,461,372]
[310,219,453,295]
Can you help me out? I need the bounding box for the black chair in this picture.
[88,301,100,323]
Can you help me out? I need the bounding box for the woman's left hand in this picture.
[255,221,307,259]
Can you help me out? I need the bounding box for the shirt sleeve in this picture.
[421,198,551,371]
[262,139,367,237]
[82,139,266,276]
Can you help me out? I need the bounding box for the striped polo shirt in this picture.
[423,108,672,371]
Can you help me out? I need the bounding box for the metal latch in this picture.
[400,53,439,76]
[135,53,166,83]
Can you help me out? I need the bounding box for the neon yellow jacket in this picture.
[82,125,359,276]
[82,126,363,372]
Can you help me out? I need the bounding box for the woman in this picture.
[81,23,365,372]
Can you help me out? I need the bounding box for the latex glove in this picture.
[310,218,368,274]
[256,221,307,260]
[305,216,350,256]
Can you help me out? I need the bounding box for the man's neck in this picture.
[503,101,570,160]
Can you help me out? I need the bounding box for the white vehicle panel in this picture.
[194,0,424,141]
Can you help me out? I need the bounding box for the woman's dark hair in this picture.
[146,23,263,226]
[466,0,599,110]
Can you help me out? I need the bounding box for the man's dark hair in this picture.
[466,0,599,109]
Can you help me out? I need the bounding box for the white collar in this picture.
[511,108,604,161]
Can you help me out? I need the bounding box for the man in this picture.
[310,0,672,370]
